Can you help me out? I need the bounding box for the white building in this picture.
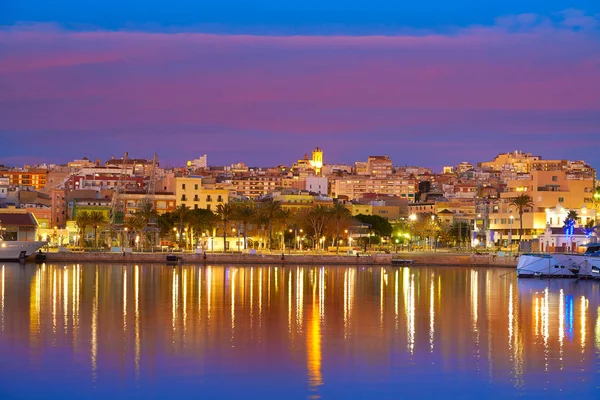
[0,177,8,199]
[188,155,208,169]
[306,176,328,196]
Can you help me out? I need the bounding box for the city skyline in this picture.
[0,147,596,173]
[1,1,599,170]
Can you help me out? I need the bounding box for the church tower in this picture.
[310,147,323,176]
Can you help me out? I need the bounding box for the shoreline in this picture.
[32,251,518,267]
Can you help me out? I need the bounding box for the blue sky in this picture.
[3,0,599,33]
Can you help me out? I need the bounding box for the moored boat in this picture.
[517,243,600,279]
[0,240,47,261]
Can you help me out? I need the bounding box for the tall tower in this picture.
[310,147,323,176]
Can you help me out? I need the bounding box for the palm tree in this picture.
[75,211,91,248]
[188,208,217,249]
[563,210,579,251]
[258,199,282,250]
[234,203,255,250]
[276,209,292,251]
[330,202,352,254]
[88,211,107,248]
[508,193,534,246]
[173,204,190,248]
[124,215,145,249]
[216,203,234,252]
[135,199,158,249]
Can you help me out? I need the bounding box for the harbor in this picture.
[32,249,518,267]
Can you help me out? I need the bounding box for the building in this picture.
[121,191,177,216]
[367,156,392,177]
[0,168,47,190]
[0,209,38,241]
[330,176,417,201]
[306,176,328,196]
[68,198,112,220]
[231,174,283,199]
[488,168,595,244]
[187,155,208,169]
[176,177,228,211]
[105,156,156,176]
[479,151,541,173]
[0,177,8,203]
[309,147,323,176]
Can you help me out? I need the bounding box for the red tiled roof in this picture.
[0,213,38,227]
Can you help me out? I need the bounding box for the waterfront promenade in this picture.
[35,250,518,267]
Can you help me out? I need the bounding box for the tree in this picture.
[259,199,282,250]
[88,211,107,248]
[508,193,534,246]
[124,215,144,248]
[584,219,600,243]
[448,220,470,248]
[276,209,292,251]
[353,214,393,237]
[135,199,158,249]
[75,211,91,248]
[303,205,330,250]
[329,202,352,254]
[234,203,255,250]
[173,204,190,247]
[563,210,578,251]
[216,203,234,251]
[188,208,217,248]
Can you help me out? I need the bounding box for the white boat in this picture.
[517,243,600,279]
[0,240,47,261]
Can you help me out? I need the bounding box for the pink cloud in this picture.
[0,16,599,140]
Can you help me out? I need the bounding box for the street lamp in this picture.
[409,214,417,252]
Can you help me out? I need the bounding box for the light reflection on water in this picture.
[0,263,600,398]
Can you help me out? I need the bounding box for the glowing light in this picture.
[123,268,127,333]
[172,269,178,335]
[307,298,323,397]
[91,268,98,382]
[581,296,588,352]
[52,269,57,335]
[296,268,304,332]
[1,266,4,331]
[63,268,68,334]
[559,289,564,370]
[231,268,236,333]
[429,274,435,353]
[595,307,600,352]
[135,265,140,380]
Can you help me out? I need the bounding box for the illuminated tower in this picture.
[310,147,323,176]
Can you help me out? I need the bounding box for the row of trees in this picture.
[154,200,355,253]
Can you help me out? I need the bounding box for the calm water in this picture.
[0,263,599,399]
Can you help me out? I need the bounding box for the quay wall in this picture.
[36,251,517,267]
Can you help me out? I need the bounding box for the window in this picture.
[558,197,564,202]
[194,204,198,210]
[217,195,223,202]
[181,195,187,201]
[194,195,199,201]
[182,184,186,190]
[194,184,198,190]
[551,176,558,182]
[206,195,212,202]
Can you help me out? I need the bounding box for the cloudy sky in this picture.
[1,1,599,170]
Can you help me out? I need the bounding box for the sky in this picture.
[1,1,599,171]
